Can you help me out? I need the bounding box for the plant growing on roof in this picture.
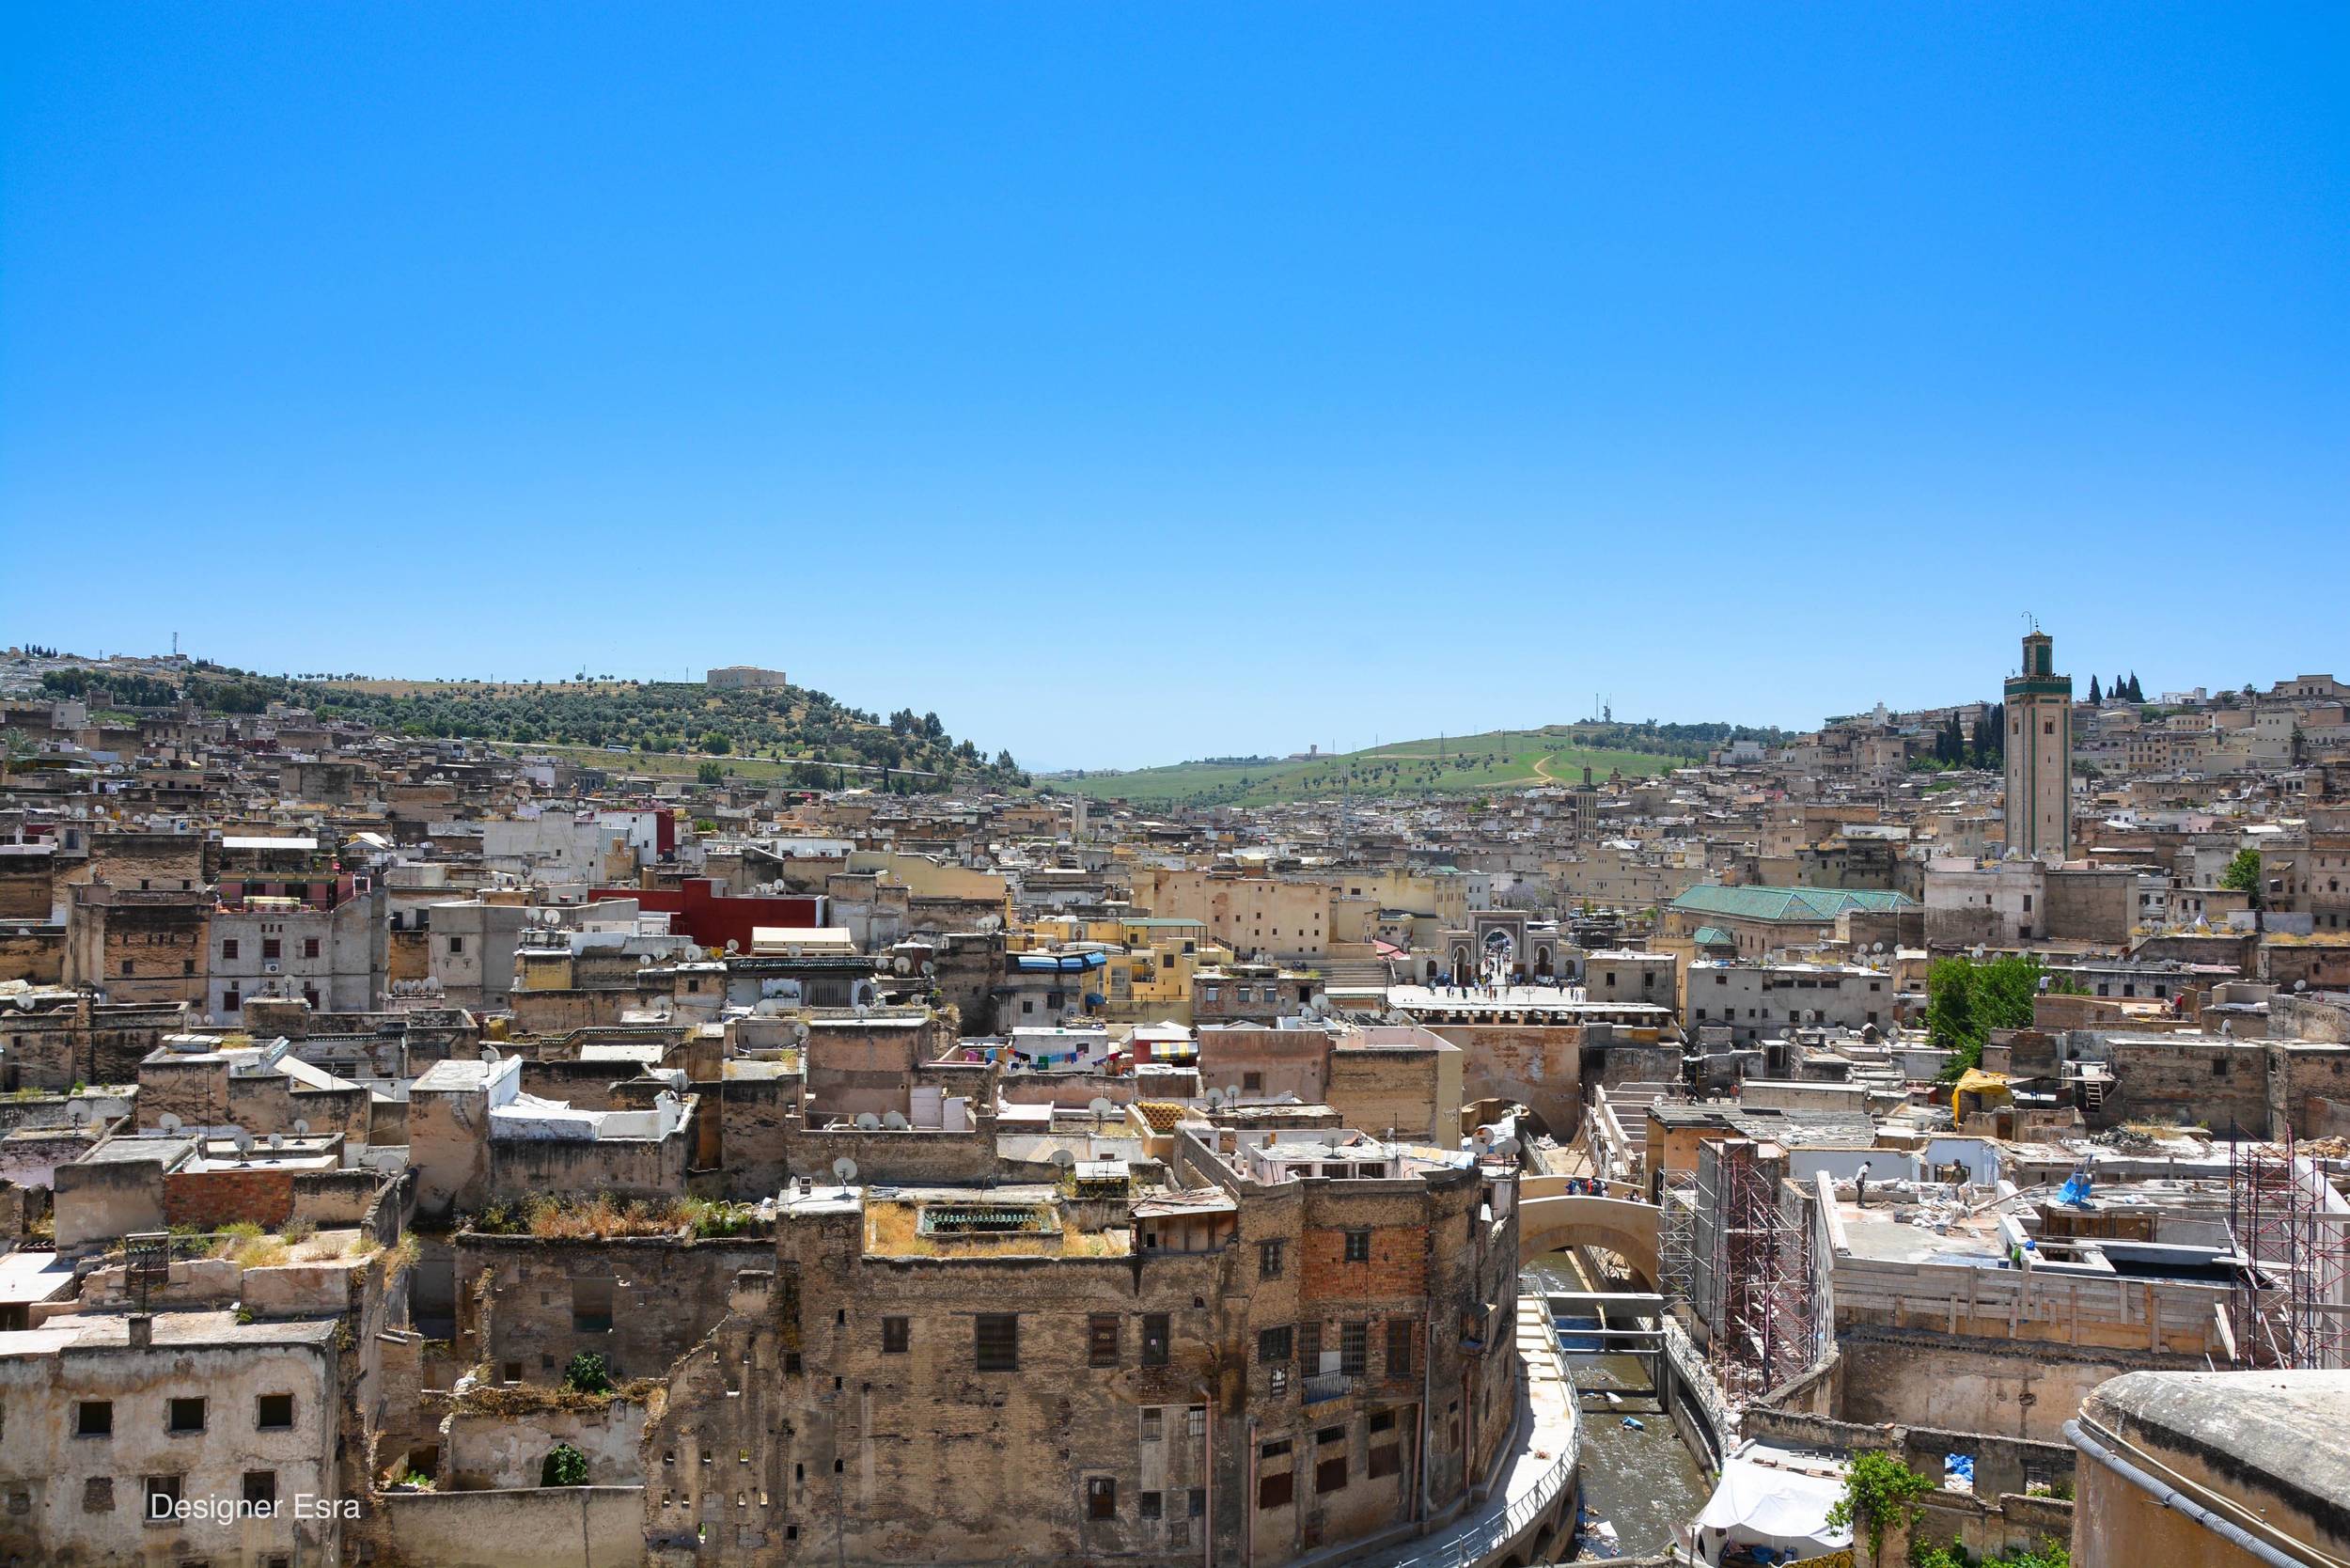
[1824,1449,1934,1562]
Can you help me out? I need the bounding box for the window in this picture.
[1259,1238,1285,1278]
[1259,1325,1292,1364]
[77,1400,112,1437]
[447,935,465,955]
[1340,1322,1368,1377]
[1369,1442,1402,1479]
[144,1474,181,1519]
[1186,1404,1206,1438]
[168,1397,206,1434]
[876,1315,911,1355]
[1087,1477,1116,1520]
[975,1313,1019,1372]
[1343,1230,1371,1263]
[1188,1487,1205,1518]
[82,1477,113,1513]
[1139,1490,1163,1521]
[1316,1453,1348,1494]
[303,938,320,960]
[1141,1313,1170,1367]
[1258,1470,1293,1509]
[1386,1320,1416,1380]
[1243,1071,1263,1093]
[261,938,281,961]
[1088,1314,1120,1367]
[120,961,133,977]
[222,988,240,1012]
[572,1278,615,1334]
[256,1393,294,1430]
[1141,1407,1164,1442]
[243,1471,276,1508]
[1299,1322,1322,1370]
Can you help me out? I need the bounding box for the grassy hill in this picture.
[39,665,1026,794]
[1051,725,1693,808]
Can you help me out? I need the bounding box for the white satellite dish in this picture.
[1310,993,1330,1011]
[267,1132,284,1148]
[893,955,911,975]
[792,1020,811,1043]
[291,1119,309,1136]
[1050,1148,1077,1169]
[883,1111,908,1129]
[1088,1097,1116,1118]
[725,938,740,955]
[1494,1137,1521,1158]
[1204,1088,1225,1107]
[831,1156,858,1185]
[229,1127,254,1152]
[1223,1084,1242,1102]
[854,1112,881,1130]
[921,961,936,977]
[157,1111,182,1133]
[69,1101,94,1127]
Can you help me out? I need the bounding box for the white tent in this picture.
[1691,1444,1851,1563]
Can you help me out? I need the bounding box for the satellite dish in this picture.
[229,1127,255,1152]
[267,1133,284,1148]
[69,1101,94,1127]
[1223,1084,1242,1102]
[1204,1088,1225,1107]
[1088,1097,1116,1117]
[291,1119,309,1136]
[854,1112,881,1130]
[725,939,740,955]
[1494,1137,1521,1158]
[1050,1149,1077,1169]
[157,1111,182,1133]
[893,955,911,975]
[921,961,936,977]
[831,1156,859,1185]
[883,1111,908,1129]
[792,1021,810,1043]
[1311,993,1330,1011]
[483,1045,500,1062]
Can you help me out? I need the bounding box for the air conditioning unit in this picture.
[264,963,279,974]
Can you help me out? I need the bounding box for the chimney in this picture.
[127,1313,152,1350]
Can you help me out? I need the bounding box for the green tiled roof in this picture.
[1690,925,1736,948]
[1669,885,1916,922]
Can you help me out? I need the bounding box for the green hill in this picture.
[1051,725,1709,808]
[40,665,1026,794]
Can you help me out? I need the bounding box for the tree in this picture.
[696,760,724,787]
[564,1351,613,1395]
[2087,675,2101,705]
[2127,671,2143,703]
[2220,848,2264,909]
[699,731,730,755]
[1825,1450,1935,1562]
[1930,953,2044,1078]
[540,1443,589,1486]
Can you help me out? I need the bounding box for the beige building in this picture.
[2005,629,2074,861]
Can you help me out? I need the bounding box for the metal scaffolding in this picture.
[1706,1138,1818,1405]
[2229,1128,2350,1372]
[1656,1171,1699,1326]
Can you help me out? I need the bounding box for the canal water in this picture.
[1526,1251,1711,1560]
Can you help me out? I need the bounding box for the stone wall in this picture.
[445,1396,650,1488]
[457,1233,776,1386]
[368,1484,646,1568]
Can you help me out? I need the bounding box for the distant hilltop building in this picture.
[2004,627,2072,861]
[706,665,788,691]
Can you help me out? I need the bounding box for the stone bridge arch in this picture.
[1515,1181,1661,1290]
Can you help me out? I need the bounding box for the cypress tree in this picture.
[2088,675,2101,704]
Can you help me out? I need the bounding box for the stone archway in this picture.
[1515,1183,1662,1290]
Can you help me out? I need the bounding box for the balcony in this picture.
[1301,1371,1352,1404]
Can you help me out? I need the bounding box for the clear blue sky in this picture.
[4,6,2342,770]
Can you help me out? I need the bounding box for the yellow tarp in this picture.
[1952,1067,2013,1121]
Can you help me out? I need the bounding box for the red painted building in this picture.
[588,878,824,954]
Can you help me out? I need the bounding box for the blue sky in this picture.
[4,5,2343,771]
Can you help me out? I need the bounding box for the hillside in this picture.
[39,665,1026,793]
[1050,724,1719,808]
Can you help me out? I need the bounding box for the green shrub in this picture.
[540,1443,588,1487]
[563,1352,613,1396]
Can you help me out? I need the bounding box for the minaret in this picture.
[2004,628,2073,861]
